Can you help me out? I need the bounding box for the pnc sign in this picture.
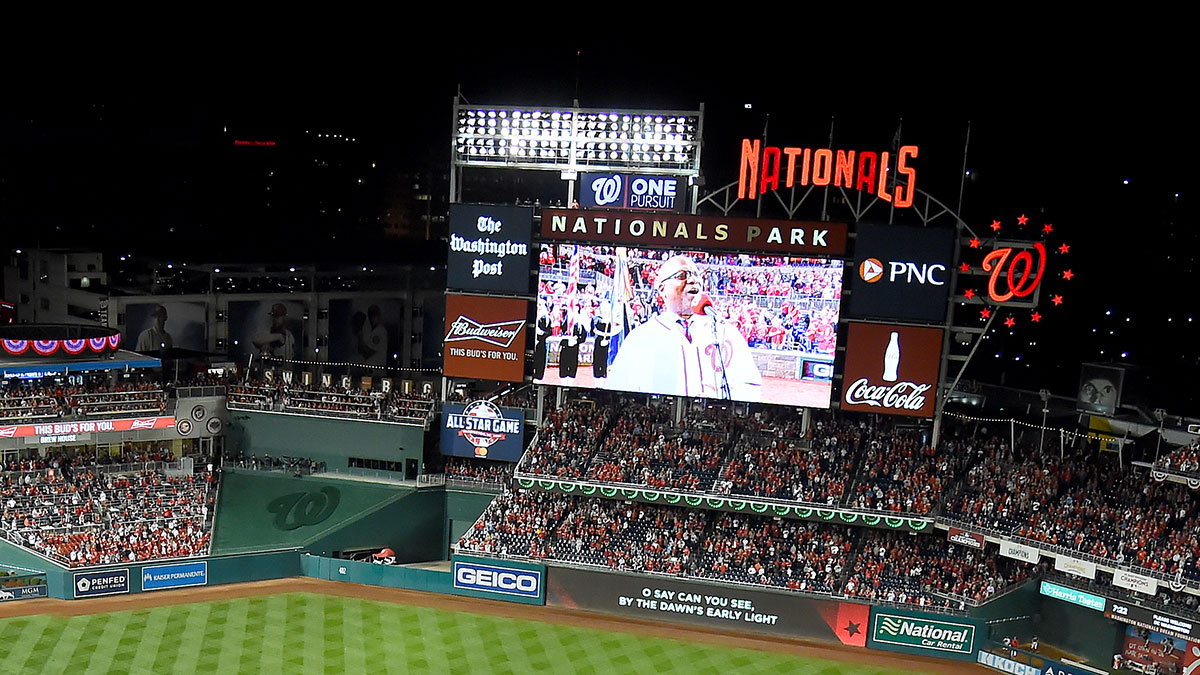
[850,223,955,322]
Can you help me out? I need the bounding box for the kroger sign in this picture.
[579,173,682,211]
[453,561,541,599]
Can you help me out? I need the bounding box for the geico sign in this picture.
[454,563,541,597]
[859,258,946,286]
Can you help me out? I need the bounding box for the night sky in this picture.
[1,39,1194,411]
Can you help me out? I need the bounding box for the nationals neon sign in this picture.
[981,242,1046,303]
[738,140,919,208]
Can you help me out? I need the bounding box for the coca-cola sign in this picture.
[443,294,528,383]
[841,323,943,418]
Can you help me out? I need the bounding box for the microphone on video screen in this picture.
[692,293,716,317]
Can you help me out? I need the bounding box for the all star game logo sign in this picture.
[441,400,525,461]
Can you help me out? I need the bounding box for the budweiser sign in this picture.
[444,316,525,348]
[442,294,528,383]
[947,527,985,550]
[841,323,943,418]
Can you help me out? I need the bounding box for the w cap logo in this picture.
[858,258,884,283]
[878,617,904,635]
[590,174,622,206]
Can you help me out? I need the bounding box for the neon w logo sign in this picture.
[982,242,1046,303]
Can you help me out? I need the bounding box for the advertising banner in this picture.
[545,565,870,646]
[441,401,526,461]
[849,223,954,323]
[1054,555,1097,580]
[141,561,208,591]
[999,541,1041,564]
[447,204,533,294]
[0,585,48,602]
[450,555,545,605]
[578,173,684,212]
[0,416,176,440]
[443,294,528,382]
[327,298,404,370]
[541,209,848,256]
[227,299,305,363]
[125,301,208,353]
[1076,363,1125,416]
[1107,599,1199,641]
[1119,624,1200,672]
[867,608,979,659]
[841,323,943,417]
[976,650,1041,675]
[947,527,985,549]
[73,569,130,598]
[1039,581,1106,612]
[534,243,842,408]
[1112,569,1159,595]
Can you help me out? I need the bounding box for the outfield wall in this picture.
[213,469,442,562]
[227,411,425,473]
[300,555,453,594]
[20,549,302,600]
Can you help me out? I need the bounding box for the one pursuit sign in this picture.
[141,561,208,591]
[870,611,976,655]
[452,559,543,603]
[74,569,130,598]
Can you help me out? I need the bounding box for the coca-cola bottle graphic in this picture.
[883,331,900,382]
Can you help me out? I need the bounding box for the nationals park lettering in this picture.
[739,141,919,208]
[542,209,847,256]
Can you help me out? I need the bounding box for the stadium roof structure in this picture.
[0,349,160,379]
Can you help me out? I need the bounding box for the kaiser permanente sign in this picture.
[869,611,976,656]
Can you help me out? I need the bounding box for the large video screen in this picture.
[533,244,843,407]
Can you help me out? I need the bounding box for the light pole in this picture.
[1038,389,1051,451]
[1154,408,1167,464]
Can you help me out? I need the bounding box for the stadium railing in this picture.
[937,515,1194,592]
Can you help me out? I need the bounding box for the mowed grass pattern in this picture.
[0,592,922,674]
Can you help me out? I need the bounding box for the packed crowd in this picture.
[1,461,216,568]
[442,457,514,486]
[226,379,435,424]
[520,398,961,516]
[843,531,1038,609]
[1,380,166,421]
[459,491,1036,609]
[1155,441,1200,475]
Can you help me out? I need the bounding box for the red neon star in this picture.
[1004,316,1016,328]
[1058,243,1070,254]
[1042,223,1054,234]
[964,288,976,299]
[969,237,981,249]
[990,220,1002,232]
[1030,311,1042,323]
[960,262,971,273]
[1062,269,1074,280]
[980,308,991,319]
[1051,295,1064,306]
[1017,214,1029,226]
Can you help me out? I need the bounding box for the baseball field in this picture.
[0,578,977,674]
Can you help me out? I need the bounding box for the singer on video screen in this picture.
[605,255,763,400]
